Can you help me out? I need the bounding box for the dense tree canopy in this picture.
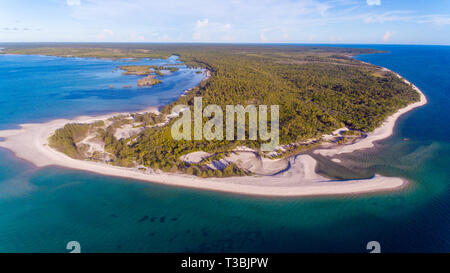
[18,44,420,176]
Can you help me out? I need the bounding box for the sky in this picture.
[0,0,449,44]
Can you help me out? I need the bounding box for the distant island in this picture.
[118,65,180,87]
[0,45,426,197]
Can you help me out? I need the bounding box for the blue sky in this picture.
[0,0,449,44]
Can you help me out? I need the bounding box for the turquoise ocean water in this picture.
[0,45,448,252]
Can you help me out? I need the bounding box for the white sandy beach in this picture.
[314,71,427,158]
[0,71,426,197]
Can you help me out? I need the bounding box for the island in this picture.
[137,75,161,87]
[0,44,427,197]
[118,65,180,87]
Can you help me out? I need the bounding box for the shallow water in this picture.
[0,46,448,252]
[0,54,204,129]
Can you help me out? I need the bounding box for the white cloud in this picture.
[128,33,145,41]
[330,35,343,42]
[69,0,334,42]
[367,0,381,6]
[418,15,450,25]
[259,28,290,42]
[193,18,233,41]
[196,18,209,28]
[382,30,393,42]
[103,29,113,36]
[363,11,412,23]
[193,19,209,40]
[24,0,444,43]
[158,34,171,41]
[67,0,81,6]
[97,29,114,40]
[260,32,267,42]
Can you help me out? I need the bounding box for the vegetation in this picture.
[49,123,94,159]
[137,75,161,87]
[131,112,165,126]
[16,44,420,177]
[119,65,155,75]
[341,130,364,136]
[119,65,178,75]
[4,46,170,59]
[118,65,179,86]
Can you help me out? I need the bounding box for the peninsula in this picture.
[0,45,427,197]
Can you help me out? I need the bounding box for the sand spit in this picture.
[0,115,406,197]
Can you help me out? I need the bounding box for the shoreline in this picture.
[0,67,426,197]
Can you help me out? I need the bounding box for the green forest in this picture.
[11,44,420,176]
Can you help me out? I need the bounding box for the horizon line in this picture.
[0,42,449,46]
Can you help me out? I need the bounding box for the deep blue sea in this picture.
[0,46,448,253]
